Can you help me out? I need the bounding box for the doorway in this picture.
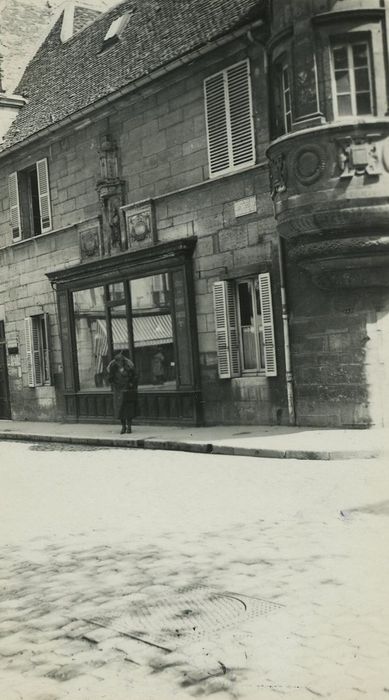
[0,321,11,419]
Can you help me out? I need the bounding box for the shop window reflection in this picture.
[130,274,176,389]
[73,273,177,392]
[73,287,108,390]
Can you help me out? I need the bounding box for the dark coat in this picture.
[107,356,138,421]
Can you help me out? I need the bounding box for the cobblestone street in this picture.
[0,441,388,699]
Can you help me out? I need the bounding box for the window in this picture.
[9,158,52,242]
[72,274,176,392]
[331,40,373,118]
[204,60,255,178]
[213,274,277,379]
[101,12,131,50]
[272,58,293,137]
[24,314,52,387]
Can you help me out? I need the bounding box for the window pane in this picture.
[337,93,353,116]
[352,43,368,68]
[108,282,125,302]
[282,67,289,89]
[73,286,107,390]
[110,305,128,357]
[238,281,257,371]
[333,46,348,70]
[335,70,350,93]
[241,327,257,370]
[238,282,253,326]
[356,92,372,114]
[254,279,265,370]
[130,274,176,389]
[354,67,370,92]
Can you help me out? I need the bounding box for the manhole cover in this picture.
[84,586,283,650]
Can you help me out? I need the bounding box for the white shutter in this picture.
[24,317,36,387]
[204,72,230,176]
[213,281,240,379]
[8,172,22,241]
[204,60,255,178]
[227,60,255,169]
[31,317,43,385]
[36,158,52,232]
[42,313,52,385]
[258,273,277,377]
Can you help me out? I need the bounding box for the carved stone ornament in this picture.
[292,144,327,185]
[78,219,103,261]
[122,201,156,250]
[269,153,287,198]
[336,134,382,178]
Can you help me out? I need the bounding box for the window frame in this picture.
[9,157,52,242]
[213,274,277,380]
[204,58,256,179]
[236,277,265,375]
[330,38,374,119]
[25,313,52,388]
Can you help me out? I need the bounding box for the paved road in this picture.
[0,441,388,699]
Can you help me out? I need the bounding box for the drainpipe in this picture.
[277,236,296,425]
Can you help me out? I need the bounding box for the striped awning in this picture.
[97,315,173,350]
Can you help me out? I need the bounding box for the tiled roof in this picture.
[1,0,264,152]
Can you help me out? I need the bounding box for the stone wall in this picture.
[0,38,287,424]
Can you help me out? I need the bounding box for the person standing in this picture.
[107,351,138,434]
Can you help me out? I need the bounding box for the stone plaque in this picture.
[234,196,257,218]
[78,220,102,261]
[122,201,156,249]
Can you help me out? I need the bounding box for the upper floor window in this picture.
[9,158,52,243]
[272,57,293,138]
[204,60,255,178]
[331,40,374,118]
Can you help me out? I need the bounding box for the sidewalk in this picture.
[0,419,386,459]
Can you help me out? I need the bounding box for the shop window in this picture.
[130,274,175,389]
[213,274,277,379]
[331,40,374,118]
[273,59,293,136]
[9,158,52,242]
[73,286,107,391]
[204,59,255,178]
[24,314,52,387]
[72,274,176,392]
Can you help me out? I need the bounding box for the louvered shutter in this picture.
[36,159,52,232]
[8,172,22,241]
[204,60,255,178]
[213,281,240,379]
[31,318,43,385]
[258,273,277,377]
[227,60,255,169]
[42,313,52,385]
[24,317,36,387]
[204,72,230,176]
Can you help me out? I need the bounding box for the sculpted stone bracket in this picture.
[335,133,383,178]
[269,153,287,199]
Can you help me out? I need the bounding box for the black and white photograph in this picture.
[0,0,388,698]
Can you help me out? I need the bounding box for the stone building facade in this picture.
[267,0,389,428]
[0,0,388,429]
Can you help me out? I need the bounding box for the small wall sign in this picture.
[234,196,257,218]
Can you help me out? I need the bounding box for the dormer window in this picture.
[102,12,130,49]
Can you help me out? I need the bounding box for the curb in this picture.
[0,431,381,460]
